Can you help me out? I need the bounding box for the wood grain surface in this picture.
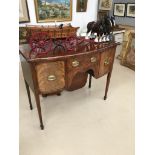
[35,61,65,94]
[99,47,116,77]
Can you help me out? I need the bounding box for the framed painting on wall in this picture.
[126,3,135,18]
[34,0,72,23]
[76,0,88,12]
[19,0,30,23]
[113,3,125,17]
[98,0,113,11]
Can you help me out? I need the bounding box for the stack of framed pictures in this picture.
[113,3,135,18]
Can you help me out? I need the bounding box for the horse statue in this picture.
[86,15,116,42]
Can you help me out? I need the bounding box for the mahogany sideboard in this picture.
[19,41,117,130]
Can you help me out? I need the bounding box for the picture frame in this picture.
[126,3,135,18]
[98,0,113,11]
[19,27,28,44]
[76,0,88,12]
[34,0,72,23]
[97,10,108,20]
[19,0,30,23]
[113,3,125,17]
[121,32,135,70]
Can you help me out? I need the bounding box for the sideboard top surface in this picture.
[19,42,117,63]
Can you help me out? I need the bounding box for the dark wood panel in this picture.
[66,72,88,91]
[20,54,35,92]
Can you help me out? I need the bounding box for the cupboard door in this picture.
[36,61,65,94]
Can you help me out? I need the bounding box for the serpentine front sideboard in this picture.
[19,40,117,130]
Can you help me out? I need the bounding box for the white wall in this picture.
[20,0,98,33]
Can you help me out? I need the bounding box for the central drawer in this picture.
[35,61,65,94]
[67,53,100,72]
[66,53,100,91]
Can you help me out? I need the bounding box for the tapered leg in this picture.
[104,72,112,100]
[34,92,44,130]
[24,80,33,110]
[88,74,92,88]
[42,94,47,97]
[57,92,61,96]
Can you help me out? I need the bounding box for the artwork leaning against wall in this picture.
[121,32,135,70]
[34,0,72,22]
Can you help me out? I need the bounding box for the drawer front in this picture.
[67,53,99,72]
[66,53,99,90]
[99,48,116,76]
[36,61,65,94]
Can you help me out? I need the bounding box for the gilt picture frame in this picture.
[19,0,30,23]
[98,0,113,11]
[34,0,72,23]
[121,32,135,70]
[76,0,88,12]
[113,3,125,17]
[126,3,135,18]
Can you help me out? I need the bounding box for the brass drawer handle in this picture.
[72,60,79,67]
[104,58,110,66]
[48,75,56,81]
[90,57,97,63]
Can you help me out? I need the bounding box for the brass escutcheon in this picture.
[104,57,110,66]
[47,75,56,81]
[72,60,79,67]
[91,57,97,63]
